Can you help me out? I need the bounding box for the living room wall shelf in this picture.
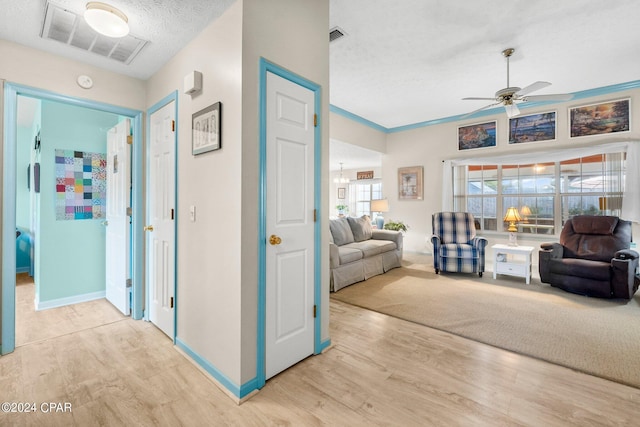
[492,244,534,284]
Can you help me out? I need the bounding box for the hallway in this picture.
[1,289,639,425]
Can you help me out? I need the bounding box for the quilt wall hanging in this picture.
[55,149,107,220]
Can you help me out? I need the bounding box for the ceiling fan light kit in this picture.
[462,48,573,118]
[84,2,130,38]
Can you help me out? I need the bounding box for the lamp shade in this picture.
[85,2,130,38]
[520,205,532,217]
[503,207,522,222]
[370,199,389,213]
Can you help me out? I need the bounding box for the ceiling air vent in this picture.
[40,2,148,65]
[329,26,347,43]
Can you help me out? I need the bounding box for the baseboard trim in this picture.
[175,338,259,403]
[35,290,106,311]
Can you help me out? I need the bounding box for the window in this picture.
[348,180,382,217]
[453,152,626,235]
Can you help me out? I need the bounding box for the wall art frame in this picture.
[457,121,497,150]
[193,101,222,155]
[569,98,630,138]
[509,111,557,144]
[337,187,346,199]
[398,166,423,200]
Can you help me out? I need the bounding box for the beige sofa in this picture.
[329,216,403,292]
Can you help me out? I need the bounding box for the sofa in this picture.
[329,216,403,292]
[539,215,640,299]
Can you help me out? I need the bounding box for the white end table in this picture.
[492,244,534,284]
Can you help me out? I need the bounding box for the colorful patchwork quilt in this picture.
[55,149,106,220]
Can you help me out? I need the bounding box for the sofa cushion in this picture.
[550,258,611,281]
[330,218,355,246]
[347,215,373,242]
[439,243,478,259]
[338,246,364,264]
[344,239,397,258]
[571,215,618,235]
[432,212,476,244]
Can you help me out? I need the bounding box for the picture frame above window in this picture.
[509,111,556,144]
[458,121,497,150]
[192,102,222,155]
[398,166,423,200]
[569,99,630,138]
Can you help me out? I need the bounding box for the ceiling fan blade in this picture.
[505,103,520,118]
[515,81,551,96]
[462,97,497,101]
[461,102,501,119]
[524,93,574,102]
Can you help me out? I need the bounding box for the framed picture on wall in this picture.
[457,121,497,150]
[569,99,630,138]
[509,111,557,144]
[398,166,423,200]
[337,187,346,199]
[193,102,222,155]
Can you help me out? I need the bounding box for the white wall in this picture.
[146,1,244,386]
[145,0,330,391]
[382,88,640,268]
[330,111,387,153]
[240,0,330,384]
[0,40,146,111]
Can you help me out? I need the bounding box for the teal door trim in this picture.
[1,83,143,355]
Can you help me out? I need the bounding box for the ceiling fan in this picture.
[462,48,573,118]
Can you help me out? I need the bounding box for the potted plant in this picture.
[335,204,348,216]
[383,220,409,233]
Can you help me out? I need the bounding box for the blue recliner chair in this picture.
[431,212,488,277]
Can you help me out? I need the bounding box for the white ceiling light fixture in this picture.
[334,162,349,184]
[84,2,129,38]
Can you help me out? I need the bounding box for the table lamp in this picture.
[370,199,389,229]
[504,206,522,246]
[520,205,532,223]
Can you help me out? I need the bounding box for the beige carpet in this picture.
[331,254,640,389]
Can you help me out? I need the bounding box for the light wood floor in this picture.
[2,276,640,426]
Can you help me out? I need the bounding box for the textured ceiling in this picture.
[0,0,236,80]
[3,1,640,170]
[330,0,640,129]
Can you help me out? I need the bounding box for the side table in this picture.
[492,244,534,284]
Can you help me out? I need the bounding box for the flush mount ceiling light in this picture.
[84,2,129,38]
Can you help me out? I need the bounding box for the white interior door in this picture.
[265,72,315,379]
[147,101,176,338]
[105,119,131,315]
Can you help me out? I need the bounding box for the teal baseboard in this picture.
[175,338,258,399]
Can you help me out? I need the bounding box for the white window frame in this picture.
[348,179,382,218]
[444,141,640,232]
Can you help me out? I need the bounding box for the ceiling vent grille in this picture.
[40,2,148,65]
[329,27,347,42]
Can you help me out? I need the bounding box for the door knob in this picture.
[102,220,109,226]
[269,234,282,245]
[144,225,154,232]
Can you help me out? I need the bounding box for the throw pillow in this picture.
[347,215,373,242]
[329,218,355,246]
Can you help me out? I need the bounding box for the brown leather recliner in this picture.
[539,215,639,299]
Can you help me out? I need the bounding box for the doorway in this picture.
[257,59,328,388]
[1,83,144,355]
[146,94,177,340]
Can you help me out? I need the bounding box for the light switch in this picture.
[189,205,196,222]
